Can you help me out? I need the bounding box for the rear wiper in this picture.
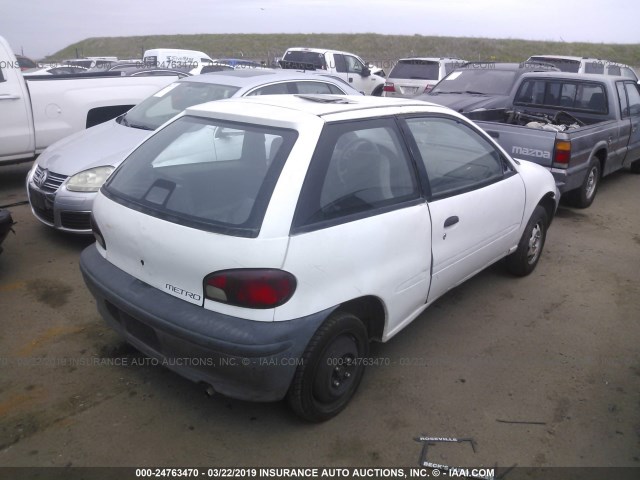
[462,90,487,95]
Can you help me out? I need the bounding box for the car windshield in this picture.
[390,60,440,80]
[431,69,518,95]
[120,81,241,130]
[104,115,298,237]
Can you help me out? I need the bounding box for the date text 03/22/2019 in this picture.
[135,467,497,479]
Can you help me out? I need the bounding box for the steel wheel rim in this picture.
[526,222,543,264]
[313,334,359,404]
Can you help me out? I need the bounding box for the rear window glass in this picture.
[515,80,608,113]
[280,51,326,70]
[104,115,298,237]
[389,60,440,80]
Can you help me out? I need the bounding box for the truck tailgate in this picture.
[475,120,557,168]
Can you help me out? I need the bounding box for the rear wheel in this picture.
[287,312,369,422]
[630,159,640,174]
[567,158,600,208]
[506,205,548,277]
[371,85,383,96]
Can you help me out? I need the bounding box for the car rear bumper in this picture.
[80,245,330,402]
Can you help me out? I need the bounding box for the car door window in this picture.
[617,82,629,117]
[293,119,420,231]
[625,82,640,116]
[344,55,364,74]
[405,116,506,200]
[333,54,347,73]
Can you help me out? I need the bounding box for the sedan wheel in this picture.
[287,312,368,422]
[506,205,548,277]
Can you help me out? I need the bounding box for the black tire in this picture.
[287,311,369,422]
[506,205,548,277]
[567,158,600,208]
[630,159,640,174]
[371,85,383,96]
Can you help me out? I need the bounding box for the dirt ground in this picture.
[0,160,639,472]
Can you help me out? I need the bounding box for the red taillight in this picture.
[424,84,434,93]
[554,140,571,166]
[383,82,395,92]
[204,269,296,309]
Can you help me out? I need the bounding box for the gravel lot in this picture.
[0,160,639,472]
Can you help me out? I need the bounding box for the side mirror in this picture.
[361,66,371,77]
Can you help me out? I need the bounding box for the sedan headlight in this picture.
[66,166,114,192]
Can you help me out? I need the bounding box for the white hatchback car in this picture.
[80,95,559,422]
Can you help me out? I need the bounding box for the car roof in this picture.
[185,94,447,121]
[284,47,361,57]
[177,69,362,90]
[397,57,463,62]
[519,71,626,82]
[462,62,557,71]
[529,55,631,68]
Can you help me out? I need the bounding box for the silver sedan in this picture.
[27,69,362,234]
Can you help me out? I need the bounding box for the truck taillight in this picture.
[204,269,296,309]
[424,84,434,93]
[383,82,395,92]
[554,140,571,166]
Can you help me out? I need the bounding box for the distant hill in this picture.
[46,33,640,69]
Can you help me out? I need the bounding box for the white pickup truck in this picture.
[279,47,386,96]
[0,35,180,165]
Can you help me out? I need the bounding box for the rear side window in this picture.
[584,62,604,74]
[293,118,420,231]
[104,116,298,237]
[621,67,639,81]
[389,60,440,80]
[607,65,621,76]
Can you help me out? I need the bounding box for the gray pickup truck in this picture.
[466,72,640,207]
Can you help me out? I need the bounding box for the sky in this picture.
[1,0,639,59]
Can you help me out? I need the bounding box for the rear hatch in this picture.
[384,59,440,97]
[94,114,298,319]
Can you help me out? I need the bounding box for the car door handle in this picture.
[444,216,459,227]
[348,78,353,83]
[0,94,20,100]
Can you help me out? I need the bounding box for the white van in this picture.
[143,48,214,72]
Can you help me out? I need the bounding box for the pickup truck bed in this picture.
[465,72,640,207]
